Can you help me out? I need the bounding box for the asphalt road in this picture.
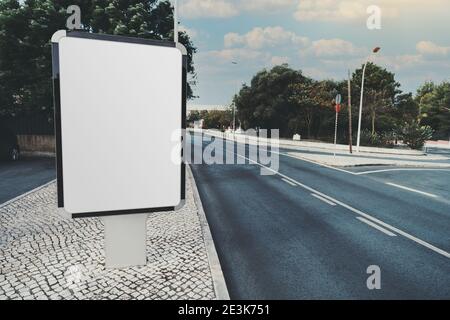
[190,136,450,299]
[0,157,56,204]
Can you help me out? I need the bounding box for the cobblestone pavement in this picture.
[0,175,217,300]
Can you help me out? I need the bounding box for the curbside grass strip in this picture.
[187,165,230,300]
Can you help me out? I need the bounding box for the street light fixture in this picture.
[356,47,381,152]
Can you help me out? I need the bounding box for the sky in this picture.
[176,0,450,106]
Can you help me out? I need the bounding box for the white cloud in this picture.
[308,38,365,57]
[271,56,290,66]
[240,0,296,12]
[180,0,296,19]
[202,48,271,63]
[416,41,450,56]
[180,0,238,19]
[224,26,309,49]
[295,0,366,22]
[294,0,447,22]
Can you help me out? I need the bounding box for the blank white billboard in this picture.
[51,31,185,217]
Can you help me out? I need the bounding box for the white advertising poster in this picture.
[51,31,185,217]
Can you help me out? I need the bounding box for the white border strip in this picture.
[282,178,297,187]
[356,168,450,175]
[311,193,336,206]
[386,182,438,198]
[357,217,397,237]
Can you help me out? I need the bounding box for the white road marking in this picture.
[386,182,438,198]
[200,135,450,258]
[281,178,297,187]
[233,152,450,259]
[251,143,450,177]
[356,168,450,175]
[260,148,357,175]
[311,193,336,206]
[356,217,397,237]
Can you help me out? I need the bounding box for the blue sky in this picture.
[177,0,450,106]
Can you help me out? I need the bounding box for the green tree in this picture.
[187,110,201,123]
[417,81,450,139]
[398,120,434,150]
[289,79,338,139]
[202,109,232,130]
[234,64,305,137]
[0,0,197,120]
[352,62,401,135]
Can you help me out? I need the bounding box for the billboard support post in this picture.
[103,213,148,268]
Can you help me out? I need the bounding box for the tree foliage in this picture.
[0,0,197,119]
[202,109,233,130]
[417,81,450,139]
[398,121,434,150]
[351,62,406,135]
[234,64,305,137]
[233,62,435,149]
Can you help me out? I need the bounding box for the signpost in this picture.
[51,30,187,267]
[348,70,353,154]
[334,94,342,157]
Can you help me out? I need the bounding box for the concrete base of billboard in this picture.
[103,213,148,268]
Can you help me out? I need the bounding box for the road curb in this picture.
[187,165,230,300]
[0,179,56,209]
[290,153,450,169]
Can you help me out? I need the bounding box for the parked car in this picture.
[0,127,20,161]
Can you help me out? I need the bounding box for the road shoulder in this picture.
[187,165,230,300]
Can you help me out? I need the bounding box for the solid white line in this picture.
[356,217,397,237]
[233,153,450,259]
[281,178,297,187]
[386,182,438,198]
[311,193,336,206]
[0,179,56,209]
[356,168,450,175]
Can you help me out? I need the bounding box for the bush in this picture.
[380,131,397,148]
[358,129,398,148]
[359,129,383,147]
[398,121,434,150]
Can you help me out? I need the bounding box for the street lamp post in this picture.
[356,47,381,152]
[173,0,178,44]
[231,61,238,136]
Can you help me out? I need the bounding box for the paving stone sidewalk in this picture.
[0,172,218,300]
